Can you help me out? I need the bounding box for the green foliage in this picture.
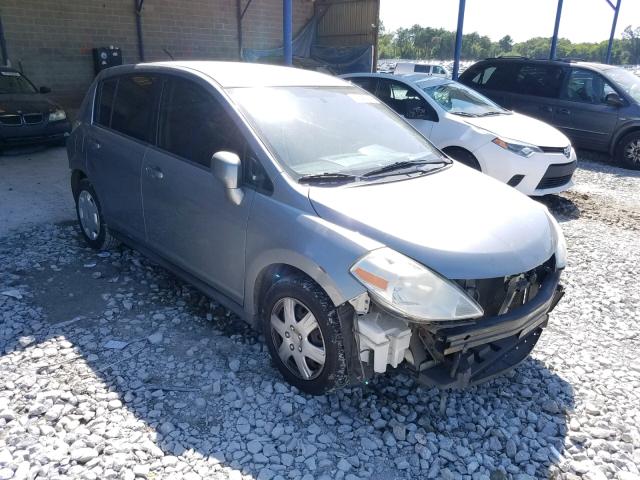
[378,24,640,64]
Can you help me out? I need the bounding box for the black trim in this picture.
[536,160,577,190]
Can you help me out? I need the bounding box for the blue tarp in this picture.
[242,15,373,74]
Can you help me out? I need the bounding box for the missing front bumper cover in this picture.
[415,272,564,389]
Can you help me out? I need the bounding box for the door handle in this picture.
[557,108,571,115]
[539,105,553,113]
[145,165,164,180]
[88,138,101,149]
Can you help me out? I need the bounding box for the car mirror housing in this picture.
[39,86,51,94]
[211,151,244,205]
[605,93,624,108]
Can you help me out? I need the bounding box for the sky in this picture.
[380,0,640,43]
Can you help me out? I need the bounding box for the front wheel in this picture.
[262,276,349,395]
[615,131,640,170]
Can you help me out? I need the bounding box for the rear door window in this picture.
[157,77,244,167]
[513,64,565,98]
[562,68,617,104]
[349,77,377,95]
[110,75,160,142]
[95,79,117,127]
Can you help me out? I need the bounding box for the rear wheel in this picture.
[443,147,482,171]
[615,131,640,170]
[262,275,349,395]
[74,179,119,250]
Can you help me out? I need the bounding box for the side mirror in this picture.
[211,151,244,205]
[605,92,624,107]
[39,86,51,94]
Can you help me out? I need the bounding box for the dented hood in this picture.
[308,163,557,279]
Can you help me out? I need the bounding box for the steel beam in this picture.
[549,0,563,60]
[283,0,293,65]
[452,0,466,80]
[605,0,621,64]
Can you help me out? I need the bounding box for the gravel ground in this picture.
[0,156,639,480]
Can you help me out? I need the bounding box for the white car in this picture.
[342,73,577,196]
[393,62,450,78]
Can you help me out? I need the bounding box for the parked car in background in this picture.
[394,62,450,77]
[0,67,71,151]
[343,72,577,195]
[68,61,566,394]
[459,57,640,170]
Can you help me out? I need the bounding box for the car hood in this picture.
[463,112,569,148]
[308,163,557,280]
[0,94,61,114]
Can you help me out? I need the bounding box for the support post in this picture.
[0,14,8,66]
[606,0,621,64]
[134,0,145,62]
[283,0,293,66]
[549,0,563,60]
[452,0,465,80]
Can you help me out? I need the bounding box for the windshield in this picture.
[418,80,506,116]
[228,86,446,179]
[0,71,37,94]
[603,67,640,103]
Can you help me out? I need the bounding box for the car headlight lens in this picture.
[492,137,542,158]
[49,110,66,122]
[350,248,484,322]
[545,210,567,269]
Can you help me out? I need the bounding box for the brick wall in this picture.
[0,0,314,110]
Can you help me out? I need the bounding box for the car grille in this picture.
[23,113,43,124]
[454,256,555,318]
[537,174,573,189]
[540,145,572,158]
[536,160,577,190]
[0,113,44,126]
[0,114,22,126]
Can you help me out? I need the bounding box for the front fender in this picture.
[244,194,382,319]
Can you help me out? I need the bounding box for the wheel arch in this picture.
[71,169,88,200]
[610,124,640,155]
[441,146,482,171]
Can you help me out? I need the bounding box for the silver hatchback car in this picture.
[68,61,566,395]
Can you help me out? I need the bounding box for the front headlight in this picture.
[48,109,67,122]
[492,137,542,158]
[350,248,484,322]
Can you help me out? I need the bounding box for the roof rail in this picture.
[554,57,586,63]
[485,55,529,60]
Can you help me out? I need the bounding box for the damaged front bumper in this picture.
[414,270,564,388]
[346,268,564,389]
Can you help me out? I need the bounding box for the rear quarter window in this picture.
[95,79,117,127]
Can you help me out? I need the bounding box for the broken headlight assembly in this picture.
[492,137,542,158]
[350,247,484,322]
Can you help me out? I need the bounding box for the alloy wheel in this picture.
[77,190,100,240]
[624,139,640,165]
[270,297,326,380]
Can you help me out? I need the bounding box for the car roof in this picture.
[115,61,349,88]
[476,57,616,71]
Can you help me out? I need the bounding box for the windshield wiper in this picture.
[450,111,478,117]
[477,111,506,117]
[362,159,445,178]
[298,172,357,184]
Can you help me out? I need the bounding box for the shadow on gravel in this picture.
[535,194,581,222]
[575,150,640,178]
[0,224,575,479]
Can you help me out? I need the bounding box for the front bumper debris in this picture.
[415,270,564,388]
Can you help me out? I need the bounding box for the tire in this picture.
[262,275,349,395]
[443,147,482,171]
[614,131,640,170]
[74,178,119,250]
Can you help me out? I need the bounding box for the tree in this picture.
[498,35,513,53]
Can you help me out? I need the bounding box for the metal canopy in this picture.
[451,0,624,80]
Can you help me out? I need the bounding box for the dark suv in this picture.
[459,57,640,169]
